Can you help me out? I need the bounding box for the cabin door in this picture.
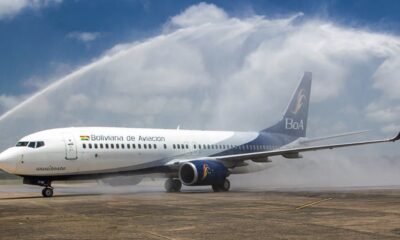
[63,134,78,160]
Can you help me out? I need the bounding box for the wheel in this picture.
[164,179,174,192]
[165,179,182,192]
[212,179,230,192]
[172,179,182,192]
[42,187,53,198]
[221,179,230,192]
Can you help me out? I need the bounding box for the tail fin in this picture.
[263,72,312,138]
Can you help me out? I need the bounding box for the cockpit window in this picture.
[17,141,45,148]
[16,141,29,147]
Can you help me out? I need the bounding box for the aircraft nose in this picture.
[0,148,18,174]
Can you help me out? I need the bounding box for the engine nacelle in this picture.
[179,160,229,186]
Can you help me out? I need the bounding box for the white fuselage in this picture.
[0,127,277,178]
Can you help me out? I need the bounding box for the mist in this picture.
[0,3,399,189]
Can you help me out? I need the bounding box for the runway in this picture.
[1,182,400,240]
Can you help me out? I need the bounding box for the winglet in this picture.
[391,132,400,142]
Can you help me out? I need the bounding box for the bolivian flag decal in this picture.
[80,135,90,141]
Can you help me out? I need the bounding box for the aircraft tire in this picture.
[42,187,54,198]
[165,179,181,192]
[222,179,230,191]
[172,179,182,192]
[212,179,230,192]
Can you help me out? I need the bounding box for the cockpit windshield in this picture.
[16,141,29,147]
[16,141,45,148]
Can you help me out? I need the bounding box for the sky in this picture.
[1,0,400,187]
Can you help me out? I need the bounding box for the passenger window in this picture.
[211,145,214,149]
[138,144,141,149]
[177,144,180,149]
[154,144,157,149]
[83,143,86,149]
[100,143,103,149]
[127,144,130,149]
[116,144,119,149]
[207,145,210,149]
[164,144,167,149]
[132,144,136,149]
[181,144,184,149]
[148,144,152,149]
[89,143,92,149]
[173,144,176,149]
[193,145,196,149]
[105,143,109,149]
[186,144,189,149]
[121,144,125,149]
[144,144,147,149]
[111,144,114,149]
[94,144,98,149]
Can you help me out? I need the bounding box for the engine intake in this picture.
[179,160,228,186]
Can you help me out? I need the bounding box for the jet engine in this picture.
[179,160,229,186]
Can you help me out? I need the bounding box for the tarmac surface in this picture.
[1,182,400,240]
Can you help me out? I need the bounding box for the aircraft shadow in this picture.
[0,193,102,200]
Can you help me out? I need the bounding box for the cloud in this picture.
[169,2,228,28]
[0,0,61,20]
[0,95,25,113]
[0,3,400,187]
[67,31,101,43]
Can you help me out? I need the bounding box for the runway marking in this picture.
[145,231,177,240]
[295,198,333,210]
[171,226,195,231]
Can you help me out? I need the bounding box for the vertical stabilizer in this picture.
[263,72,312,138]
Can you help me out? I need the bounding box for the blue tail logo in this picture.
[291,88,307,115]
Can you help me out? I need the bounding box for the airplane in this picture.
[0,72,398,197]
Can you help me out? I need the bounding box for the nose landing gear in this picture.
[23,177,54,198]
[42,187,54,198]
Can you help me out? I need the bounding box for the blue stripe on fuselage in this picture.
[211,131,298,157]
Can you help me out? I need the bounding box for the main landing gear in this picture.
[212,179,230,192]
[164,178,182,192]
[164,178,231,193]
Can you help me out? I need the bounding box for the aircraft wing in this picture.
[215,132,400,162]
[298,130,369,145]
